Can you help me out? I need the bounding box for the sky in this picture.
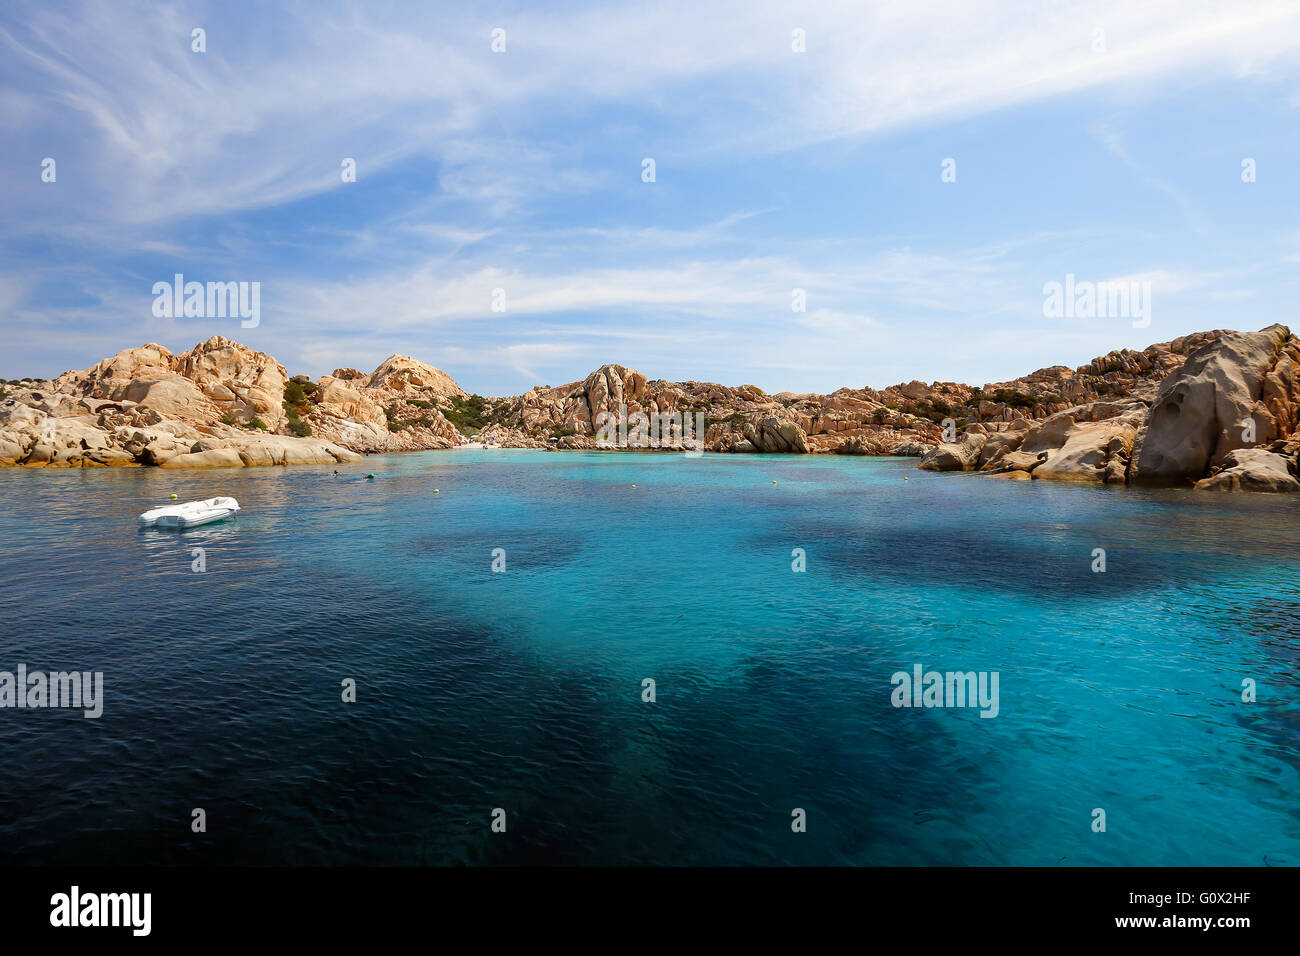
[2,0,1299,396]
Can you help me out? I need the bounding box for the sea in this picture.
[0,449,1296,865]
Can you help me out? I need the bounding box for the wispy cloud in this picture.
[3,1,1300,390]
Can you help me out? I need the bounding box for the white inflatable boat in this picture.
[139,497,240,528]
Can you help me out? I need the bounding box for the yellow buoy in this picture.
[170,494,178,499]
[434,489,440,493]
[631,484,637,488]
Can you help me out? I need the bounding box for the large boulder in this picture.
[918,431,986,471]
[365,355,465,401]
[1031,419,1137,484]
[976,428,1025,468]
[1130,325,1290,484]
[1020,412,1078,454]
[833,436,873,455]
[123,377,216,420]
[1193,442,1300,493]
[0,434,25,464]
[57,344,176,398]
[313,378,371,415]
[890,440,933,457]
[743,416,809,453]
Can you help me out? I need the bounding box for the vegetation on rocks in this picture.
[282,380,314,437]
[437,393,516,435]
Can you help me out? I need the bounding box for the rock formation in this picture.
[918,325,1300,492]
[1129,325,1294,483]
[1193,442,1300,493]
[5,324,1300,489]
[918,431,985,471]
[305,355,464,454]
[1,337,365,468]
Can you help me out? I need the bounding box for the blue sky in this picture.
[2,0,1299,395]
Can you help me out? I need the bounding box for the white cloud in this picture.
[5,1,1300,389]
[6,0,1300,232]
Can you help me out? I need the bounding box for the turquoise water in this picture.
[0,449,1297,865]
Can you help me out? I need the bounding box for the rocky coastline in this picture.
[2,325,1298,493]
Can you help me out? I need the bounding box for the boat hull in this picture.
[153,507,238,528]
[139,497,240,528]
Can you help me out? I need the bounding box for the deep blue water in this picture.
[0,449,1297,866]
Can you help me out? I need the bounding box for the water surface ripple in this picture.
[0,451,1297,865]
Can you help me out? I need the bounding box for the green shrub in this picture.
[909,400,953,424]
[282,381,316,435]
[986,388,1038,408]
[1088,379,1124,396]
[243,418,267,431]
[283,380,312,406]
[439,394,517,433]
